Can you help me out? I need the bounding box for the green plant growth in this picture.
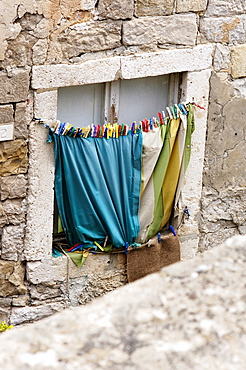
[0,321,13,333]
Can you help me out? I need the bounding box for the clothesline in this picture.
[36,102,204,139]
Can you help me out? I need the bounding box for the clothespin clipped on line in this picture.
[169,225,177,236]
[124,242,129,255]
[94,241,104,252]
[157,232,162,244]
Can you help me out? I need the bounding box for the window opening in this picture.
[53,73,182,250]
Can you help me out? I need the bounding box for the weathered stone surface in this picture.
[0,235,245,369]
[29,284,63,302]
[32,38,48,65]
[14,101,28,139]
[58,21,122,58]
[0,307,10,322]
[0,260,27,297]
[0,139,28,177]
[1,224,25,261]
[176,0,207,13]
[10,302,66,325]
[0,199,26,228]
[213,43,230,72]
[200,15,245,44]
[0,70,29,104]
[98,0,134,19]
[123,14,197,46]
[0,104,14,123]
[209,73,234,106]
[135,0,174,16]
[12,295,29,307]
[231,44,246,78]
[0,174,27,200]
[205,0,246,16]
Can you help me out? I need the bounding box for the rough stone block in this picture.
[213,44,230,72]
[0,307,10,322]
[10,302,66,325]
[205,0,246,16]
[32,57,121,89]
[0,70,29,104]
[14,101,28,139]
[121,45,213,80]
[0,260,27,298]
[1,199,26,225]
[135,0,174,16]
[123,14,197,46]
[231,45,246,79]
[200,15,245,44]
[1,224,25,261]
[32,38,48,65]
[12,295,29,307]
[0,174,27,201]
[176,0,208,13]
[58,21,122,58]
[98,0,134,19]
[0,105,14,123]
[0,139,28,177]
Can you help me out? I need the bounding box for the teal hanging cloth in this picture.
[51,131,142,249]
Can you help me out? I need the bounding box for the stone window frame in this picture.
[26,45,212,269]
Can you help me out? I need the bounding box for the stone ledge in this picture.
[0,235,245,369]
[32,45,213,89]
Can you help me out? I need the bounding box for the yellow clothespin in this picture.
[94,241,104,251]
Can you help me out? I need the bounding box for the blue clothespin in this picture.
[124,242,129,254]
[169,225,177,236]
[183,207,190,220]
[157,232,162,244]
[149,118,153,130]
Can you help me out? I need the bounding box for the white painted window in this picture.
[57,74,180,127]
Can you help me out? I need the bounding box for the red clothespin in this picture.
[158,112,164,125]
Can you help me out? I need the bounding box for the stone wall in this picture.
[0,0,245,325]
[0,235,245,369]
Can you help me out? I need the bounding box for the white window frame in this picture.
[26,45,212,272]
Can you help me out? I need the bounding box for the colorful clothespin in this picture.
[170,106,177,119]
[158,112,164,125]
[94,241,104,252]
[124,242,129,255]
[169,225,177,236]
[157,233,162,244]
[166,107,173,119]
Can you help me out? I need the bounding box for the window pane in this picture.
[117,75,169,124]
[57,84,105,127]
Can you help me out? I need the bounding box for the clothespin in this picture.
[121,124,125,136]
[149,118,153,130]
[170,106,176,119]
[178,103,188,115]
[67,243,83,252]
[157,232,162,244]
[162,111,167,125]
[131,122,135,135]
[169,225,177,236]
[94,241,104,252]
[166,107,173,119]
[183,206,190,220]
[115,124,119,138]
[158,112,164,125]
[124,242,129,255]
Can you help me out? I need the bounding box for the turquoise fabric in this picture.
[51,131,142,249]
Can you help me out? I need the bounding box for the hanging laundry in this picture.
[40,102,196,251]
